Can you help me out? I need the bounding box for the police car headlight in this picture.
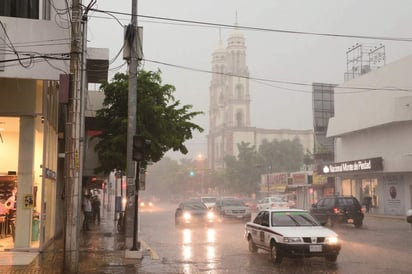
[326,236,339,245]
[283,237,302,243]
[183,212,191,220]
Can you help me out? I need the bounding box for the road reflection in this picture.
[183,228,191,245]
[180,227,216,269]
[207,228,215,243]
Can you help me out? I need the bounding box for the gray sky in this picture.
[87,0,412,160]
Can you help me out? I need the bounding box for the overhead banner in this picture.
[319,157,383,175]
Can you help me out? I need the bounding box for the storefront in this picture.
[318,157,410,216]
[0,78,59,251]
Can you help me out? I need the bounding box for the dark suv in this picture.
[310,196,364,228]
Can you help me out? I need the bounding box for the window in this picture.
[236,110,243,127]
[0,0,39,19]
[235,84,243,99]
[261,211,269,226]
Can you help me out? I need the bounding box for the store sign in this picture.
[312,172,328,185]
[321,157,383,174]
[291,172,307,185]
[269,172,288,185]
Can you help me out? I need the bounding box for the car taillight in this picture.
[333,207,339,214]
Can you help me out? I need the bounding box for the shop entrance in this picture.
[0,175,17,251]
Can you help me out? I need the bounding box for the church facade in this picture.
[207,26,314,171]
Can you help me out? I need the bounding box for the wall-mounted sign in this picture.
[320,157,383,175]
[24,194,34,209]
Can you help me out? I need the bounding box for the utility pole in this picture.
[125,0,141,253]
[64,0,82,272]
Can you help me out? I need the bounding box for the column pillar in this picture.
[15,116,35,248]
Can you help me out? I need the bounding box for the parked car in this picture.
[214,197,251,221]
[245,208,341,264]
[175,200,215,226]
[257,195,289,211]
[200,196,217,209]
[310,196,364,228]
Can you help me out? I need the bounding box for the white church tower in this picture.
[208,24,251,170]
[207,22,314,172]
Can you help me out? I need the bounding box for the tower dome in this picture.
[227,19,245,48]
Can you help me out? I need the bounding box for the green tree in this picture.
[258,137,304,172]
[94,71,203,174]
[223,142,262,194]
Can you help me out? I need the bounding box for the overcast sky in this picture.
[87,0,412,160]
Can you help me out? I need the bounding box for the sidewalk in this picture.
[0,207,147,273]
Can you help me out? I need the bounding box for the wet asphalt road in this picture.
[138,202,412,274]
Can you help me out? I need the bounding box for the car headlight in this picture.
[283,237,302,243]
[148,202,153,207]
[183,212,191,220]
[140,202,145,207]
[325,236,339,245]
[207,211,215,220]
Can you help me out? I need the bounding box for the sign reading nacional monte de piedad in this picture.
[319,157,383,175]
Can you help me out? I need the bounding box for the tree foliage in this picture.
[258,137,304,172]
[223,138,305,195]
[93,71,203,174]
[223,142,262,194]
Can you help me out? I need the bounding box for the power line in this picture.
[89,8,412,42]
[85,8,412,93]
[143,58,412,94]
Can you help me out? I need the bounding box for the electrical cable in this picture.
[89,8,412,42]
[143,58,412,94]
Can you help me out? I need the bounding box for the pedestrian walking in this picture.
[82,194,92,231]
[92,195,101,225]
[362,196,372,213]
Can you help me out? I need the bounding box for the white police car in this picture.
[245,208,341,264]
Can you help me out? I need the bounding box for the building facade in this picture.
[0,1,70,251]
[207,26,313,171]
[324,54,412,216]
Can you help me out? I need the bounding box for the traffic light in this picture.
[132,135,146,161]
[189,170,195,176]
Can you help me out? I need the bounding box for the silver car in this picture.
[215,198,251,221]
